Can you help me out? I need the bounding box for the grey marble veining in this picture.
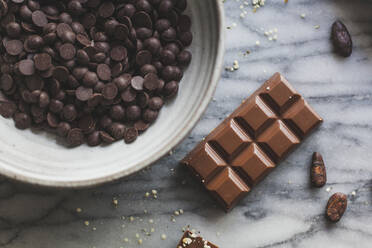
[1,0,372,247]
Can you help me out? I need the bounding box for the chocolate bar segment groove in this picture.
[182,73,323,211]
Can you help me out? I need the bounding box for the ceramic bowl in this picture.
[0,0,225,187]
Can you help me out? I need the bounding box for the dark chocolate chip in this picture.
[82,71,99,87]
[0,74,14,91]
[99,131,115,143]
[133,11,152,29]
[114,74,131,91]
[179,31,193,46]
[62,104,77,121]
[53,66,69,82]
[114,24,129,41]
[94,81,105,93]
[34,53,51,71]
[57,122,71,137]
[99,115,112,130]
[14,112,31,129]
[161,65,176,82]
[67,75,79,89]
[94,42,110,54]
[102,83,118,100]
[98,1,115,18]
[76,86,93,101]
[109,122,126,140]
[59,12,73,24]
[19,59,35,75]
[155,19,170,32]
[136,50,152,66]
[104,19,118,36]
[131,76,144,91]
[164,43,180,55]
[123,127,138,144]
[136,27,152,40]
[76,34,92,47]
[143,73,159,91]
[57,23,72,38]
[93,52,106,63]
[152,60,164,72]
[47,112,59,128]
[76,49,90,65]
[163,80,179,98]
[5,39,23,55]
[0,101,16,118]
[140,64,157,77]
[143,109,158,123]
[110,46,127,62]
[43,22,57,33]
[160,49,176,65]
[49,99,64,113]
[48,78,61,97]
[30,90,42,103]
[121,87,137,103]
[32,10,48,27]
[82,13,96,29]
[96,63,111,81]
[39,91,50,108]
[137,91,149,109]
[118,4,136,18]
[110,105,125,121]
[78,115,95,134]
[111,63,123,78]
[67,128,84,146]
[87,93,103,107]
[161,27,176,41]
[136,0,152,13]
[72,67,88,80]
[134,120,150,132]
[158,0,173,15]
[148,97,163,110]
[177,50,192,67]
[59,43,76,60]
[71,22,85,34]
[25,35,44,51]
[126,105,141,121]
[143,37,161,54]
[178,15,191,32]
[167,10,179,27]
[87,131,101,146]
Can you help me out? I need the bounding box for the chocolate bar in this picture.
[182,73,323,211]
[177,231,218,248]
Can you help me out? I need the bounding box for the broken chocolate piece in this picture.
[177,231,218,248]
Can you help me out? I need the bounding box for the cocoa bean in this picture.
[331,20,352,57]
[310,152,327,187]
[326,192,347,222]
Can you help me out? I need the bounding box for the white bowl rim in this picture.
[0,2,225,188]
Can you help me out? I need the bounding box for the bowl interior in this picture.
[0,0,224,187]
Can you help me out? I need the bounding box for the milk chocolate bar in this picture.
[182,73,323,211]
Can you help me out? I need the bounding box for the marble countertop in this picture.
[1,0,372,247]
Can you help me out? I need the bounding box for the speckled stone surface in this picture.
[1,0,372,247]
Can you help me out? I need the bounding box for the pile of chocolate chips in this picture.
[0,0,192,146]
